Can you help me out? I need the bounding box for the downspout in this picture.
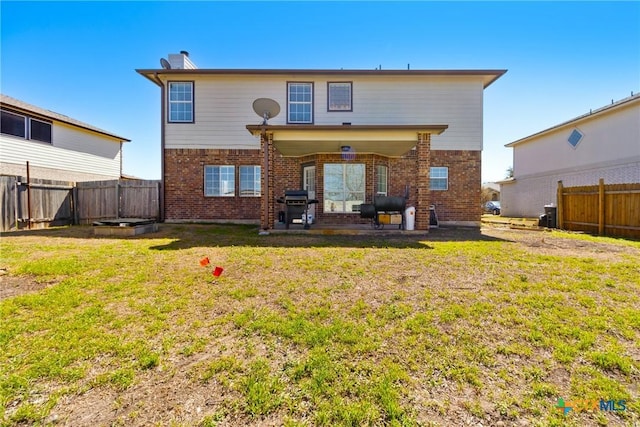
[153,72,166,222]
[262,127,269,231]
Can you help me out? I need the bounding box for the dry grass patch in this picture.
[0,224,638,426]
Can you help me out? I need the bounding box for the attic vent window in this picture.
[568,129,583,148]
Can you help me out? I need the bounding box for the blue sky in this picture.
[1,1,639,182]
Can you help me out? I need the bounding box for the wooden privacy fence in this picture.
[0,176,161,231]
[557,179,640,238]
[76,180,161,224]
[0,175,75,231]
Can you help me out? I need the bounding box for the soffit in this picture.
[246,124,448,157]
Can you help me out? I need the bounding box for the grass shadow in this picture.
[1,223,511,250]
[147,223,510,250]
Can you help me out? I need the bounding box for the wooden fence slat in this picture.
[558,179,640,239]
[1,177,161,231]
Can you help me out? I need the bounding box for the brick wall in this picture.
[164,148,262,221]
[164,147,481,226]
[429,150,482,224]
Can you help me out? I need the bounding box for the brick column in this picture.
[260,132,276,230]
[415,132,431,231]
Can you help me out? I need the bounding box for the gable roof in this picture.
[1,94,130,142]
[136,68,507,89]
[505,93,640,148]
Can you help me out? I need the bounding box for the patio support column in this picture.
[260,131,275,230]
[415,132,431,231]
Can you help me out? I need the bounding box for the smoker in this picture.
[359,195,407,229]
[277,190,318,229]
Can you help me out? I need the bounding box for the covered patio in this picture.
[246,124,448,232]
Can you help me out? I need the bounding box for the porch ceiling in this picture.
[246,124,448,157]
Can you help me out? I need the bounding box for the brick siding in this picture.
[164,148,262,221]
[164,146,481,226]
[429,150,482,223]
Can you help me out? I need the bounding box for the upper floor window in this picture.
[328,82,352,111]
[239,165,261,197]
[287,82,313,123]
[205,165,235,197]
[168,81,194,123]
[1,110,26,138]
[1,110,52,144]
[30,118,52,143]
[430,167,448,190]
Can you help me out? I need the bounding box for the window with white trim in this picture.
[205,165,235,196]
[1,110,26,138]
[430,167,448,190]
[239,165,261,197]
[168,81,194,123]
[30,118,52,143]
[1,109,52,144]
[287,82,313,123]
[328,82,352,111]
[324,163,365,213]
[376,165,388,196]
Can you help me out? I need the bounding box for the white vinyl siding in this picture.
[161,74,485,151]
[0,126,122,179]
[54,123,122,159]
[513,103,640,178]
[502,98,640,217]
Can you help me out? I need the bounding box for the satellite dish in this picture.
[160,58,172,69]
[252,98,280,124]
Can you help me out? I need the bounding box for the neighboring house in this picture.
[499,94,640,217]
[0,94,130,182]
[482,182,500,202]
[137,52,505,230]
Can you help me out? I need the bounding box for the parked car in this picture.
[485,201,501,215]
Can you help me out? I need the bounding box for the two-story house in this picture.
[0,94,130,182]
[500,93,640,217]
[137,52,505,231]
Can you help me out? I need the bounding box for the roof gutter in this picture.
[136,68,508,89]
[506,93,640,148]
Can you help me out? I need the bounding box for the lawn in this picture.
[0,224,638,426]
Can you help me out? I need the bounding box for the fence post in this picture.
[26,162,32,229]
[598,178,605,236]
[14,177,20,231]
[72,186,78,225]
[157,181,162,221]
[116,180,121,219]
[556,180,564,229]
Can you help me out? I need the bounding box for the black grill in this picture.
[277,190,318,229]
